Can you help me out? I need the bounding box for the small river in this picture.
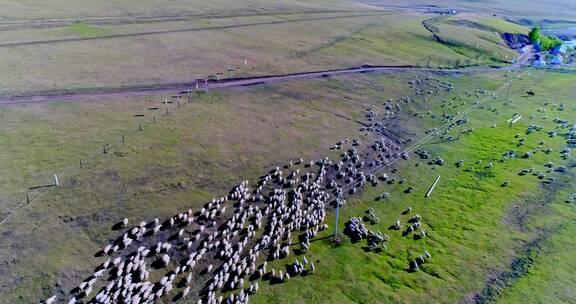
[543,26,576,48]
[564,39,576,48]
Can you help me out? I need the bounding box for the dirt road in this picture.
[0,63,524,106]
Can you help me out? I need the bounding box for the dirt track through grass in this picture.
[0,63,527,105]
[0,12,391,49]
[0,9,387,30]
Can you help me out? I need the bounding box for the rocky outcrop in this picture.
[502,33,531,50]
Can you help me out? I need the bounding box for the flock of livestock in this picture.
[44,127,404,303]
[42,76,512,304]
[37,68,576,304]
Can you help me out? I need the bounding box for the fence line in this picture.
[0,92,197,229]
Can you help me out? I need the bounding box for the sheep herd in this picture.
[48,75,569,304]
[42,96,412,304]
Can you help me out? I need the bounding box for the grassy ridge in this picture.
[425,14,526,66]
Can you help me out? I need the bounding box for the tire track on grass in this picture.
[0,64,512,106]
[0,9,388,31]
[0,12,390,49]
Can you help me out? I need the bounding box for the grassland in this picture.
[495,220,576,304]
[249,70,576,304]
[0,0,363,20]
[0,68,574,303]
[427,14,527,65]
[361,0,576,21]
[0,1,575,303]
[0,8,525,95]
[0,71,417,302]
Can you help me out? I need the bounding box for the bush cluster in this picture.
[528,26,562,52]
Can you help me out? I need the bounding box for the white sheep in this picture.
[161,254,170,266]
[182,286,190,298]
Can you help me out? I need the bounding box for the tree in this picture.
[528,26,541,43]
[527,26,563,52]
[550,36,563,49]
[540,37,551,51]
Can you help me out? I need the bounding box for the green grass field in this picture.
[0,72,418,302]
[250,70,576,304]
[0,68,574,303]
[0,1,575,303]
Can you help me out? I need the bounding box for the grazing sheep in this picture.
[182,286,190,298]
[65,127,421,302]
[161,254,170,266]
[410,260,419,272]
[103,244,112,255]
[122,238,132,248]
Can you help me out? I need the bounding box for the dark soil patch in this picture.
[461,175,572,303]
[460,225,564,304]
[501,33,530,50]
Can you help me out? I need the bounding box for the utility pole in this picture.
[333,193,342,240]
[457,117,465,141]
